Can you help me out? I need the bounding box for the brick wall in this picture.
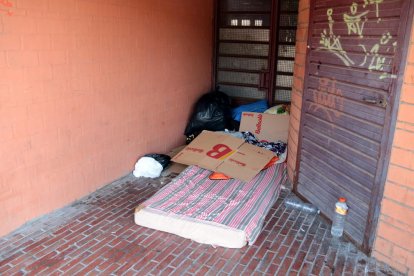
[287,0,310,183]
[0,0,213,236]
[372,18,414,275]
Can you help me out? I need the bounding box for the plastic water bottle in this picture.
[331,197,348,237]
[284,196,320,214]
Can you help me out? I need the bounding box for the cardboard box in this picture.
[239,112,290,143]
[172,131,274,182]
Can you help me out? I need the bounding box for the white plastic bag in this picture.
[133,157,163,178]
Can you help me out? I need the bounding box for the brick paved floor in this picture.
[0,174,402,275]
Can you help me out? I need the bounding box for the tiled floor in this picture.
[0,174,402,275]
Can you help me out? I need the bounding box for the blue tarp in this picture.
[231,100,268,122]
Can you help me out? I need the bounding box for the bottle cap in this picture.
[339,197,346,203]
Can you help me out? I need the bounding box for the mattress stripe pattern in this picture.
[143,163,286,245]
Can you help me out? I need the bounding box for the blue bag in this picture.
[231,100,268,122]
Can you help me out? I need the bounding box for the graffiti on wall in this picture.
[359,31,398,79]
[318,0,397,80]
[363,0,384,20]
[309,78,344,122]
[319,9,355,66]
[344,2,369,37]
[0,0,13,15]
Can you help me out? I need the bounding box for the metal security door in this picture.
[273,0,299,102]
[296,0,412,251]
[214,0,299,105]
[215,0,274,104]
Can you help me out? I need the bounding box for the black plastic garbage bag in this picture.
[184,91,232,140]
[143,154,171,169]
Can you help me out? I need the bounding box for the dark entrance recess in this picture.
[295,0,414,252]
[213,0,299,106]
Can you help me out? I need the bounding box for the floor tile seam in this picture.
[190,248,218,275]
[39,252,80,274]
[266,207,297,253]
[298,217,317,252]
[240,254,263,274]
[264,204,294,236]
[255,249,276,274]
[1,234,55,259]
[281,209,310,250]
[294,213,319,273]
[209,248,238,275]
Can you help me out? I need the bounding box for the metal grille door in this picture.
[273,0,299,102]
[215,0,299,104]
[216,0,273,102]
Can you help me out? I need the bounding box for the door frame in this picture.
[293,0,414,253]
[363,0,414,252]
[267,0,279,105]
[212,0,219,91]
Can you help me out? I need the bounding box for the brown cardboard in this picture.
[172,131,274,182]
[239,112,290,143]
[162,145,188,176]
[167,145,187,158]
[161,162,188,176]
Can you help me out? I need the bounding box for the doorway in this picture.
[213,0,299,105]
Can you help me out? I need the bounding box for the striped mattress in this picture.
[134,163,286,248]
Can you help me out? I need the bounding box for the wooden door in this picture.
[296,0,412,251]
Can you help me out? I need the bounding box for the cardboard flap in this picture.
[217,143,274,181]
[172,131,245,172]
[172,131,274,182]
[240,112,290,143]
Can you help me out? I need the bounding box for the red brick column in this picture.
[372,19,414,275]
[287,0,310,184]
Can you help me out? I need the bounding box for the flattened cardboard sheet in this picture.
[172,131,274,182]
